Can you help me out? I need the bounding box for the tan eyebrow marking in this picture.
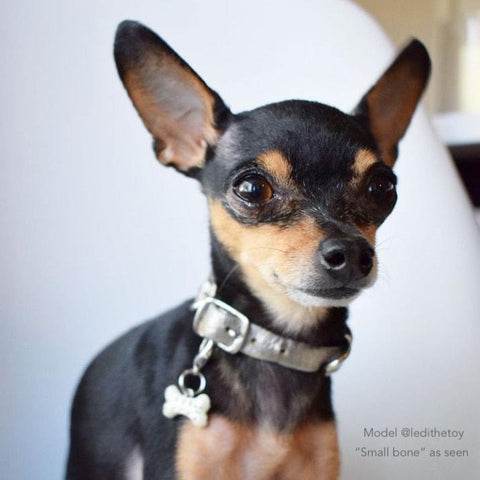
[352,149,378,177]
[257,150,293,184]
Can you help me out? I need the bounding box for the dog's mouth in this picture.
[299,286,360,299]
[284,284,363,307]
[270,268,374,307]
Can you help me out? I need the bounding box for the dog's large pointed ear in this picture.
[114,20,232,175]
[353,39,431,167]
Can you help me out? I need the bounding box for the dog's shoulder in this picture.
[71,299,198,420]
[68,301,196,478]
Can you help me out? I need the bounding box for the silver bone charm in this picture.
[162,385,211,427]
[162,338,214,428]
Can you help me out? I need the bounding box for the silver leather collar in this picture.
[191,280,352,374]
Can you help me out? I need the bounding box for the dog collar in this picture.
[162,279,352,428]
[191,279,352,374]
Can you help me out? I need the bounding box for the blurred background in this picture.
[357,0,480,215]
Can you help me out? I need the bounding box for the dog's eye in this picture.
[367,176,396,202]
[233,174,274,204]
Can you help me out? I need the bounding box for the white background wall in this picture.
[2,1,479,479]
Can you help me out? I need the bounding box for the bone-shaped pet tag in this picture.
[162,385,211,428]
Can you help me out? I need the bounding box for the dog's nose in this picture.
[318,236,374,281]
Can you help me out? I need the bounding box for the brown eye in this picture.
[233,174,274,204]
[367,176,396,202]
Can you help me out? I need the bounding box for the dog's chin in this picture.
[287,288,361,308]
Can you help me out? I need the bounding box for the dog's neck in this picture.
[206,235,348,430]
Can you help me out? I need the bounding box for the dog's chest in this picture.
[213,356,328,429]
[175,415,339,480]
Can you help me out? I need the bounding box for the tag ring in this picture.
[178,369,207,397]
[325,333,352,376]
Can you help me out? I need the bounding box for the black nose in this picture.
[319,236,374,281]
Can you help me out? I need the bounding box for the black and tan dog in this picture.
[66,21,430,480]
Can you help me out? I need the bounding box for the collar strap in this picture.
[192,281,352,374]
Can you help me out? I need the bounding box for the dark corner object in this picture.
[449,143,480,207]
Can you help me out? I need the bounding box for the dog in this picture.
[66,20,430,480]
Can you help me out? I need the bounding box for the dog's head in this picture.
[114,21,430,320]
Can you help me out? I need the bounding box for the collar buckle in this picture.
[191,279,352,373]
[193,297,250,354]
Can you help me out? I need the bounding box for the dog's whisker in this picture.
[216,263,240,294]
[375,235,396,251]
[242,246,290,254]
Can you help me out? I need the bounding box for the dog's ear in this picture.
[354,39,431,166]
[114,20,231,175]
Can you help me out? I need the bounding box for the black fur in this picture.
[66,20,430,479]
[201,100,390,227]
